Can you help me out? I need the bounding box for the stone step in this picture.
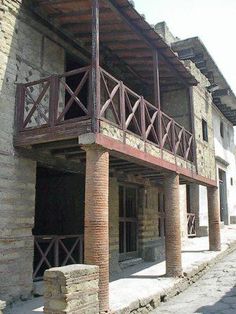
[119,258,143,269]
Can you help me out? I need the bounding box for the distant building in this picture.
[156,21,236,233]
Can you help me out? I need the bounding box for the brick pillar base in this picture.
[84,146,109,313]
[164,173,182,277]
[207,186,221,251]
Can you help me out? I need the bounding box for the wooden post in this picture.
[153,50,162,149]
[153,50,161,110]
[91,0,100,133]
[49,75,59,127]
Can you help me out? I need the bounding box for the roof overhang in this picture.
[26,0,198,90]
[172,37,236,125]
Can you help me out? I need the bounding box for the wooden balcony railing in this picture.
[33,234,84,281]
[17,66,91,131]
[99,68,194,161]
[187,213,196,237]
[16,65,194,161]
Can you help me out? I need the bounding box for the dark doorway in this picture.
[119,185,138,261]
[64,54,89,120]
[33,166,85,280]
[219,169,229,225]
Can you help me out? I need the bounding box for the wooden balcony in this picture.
[15,65,194,163]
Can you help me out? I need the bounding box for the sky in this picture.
[133,0,236,94]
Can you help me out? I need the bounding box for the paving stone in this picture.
[152,249,236,314]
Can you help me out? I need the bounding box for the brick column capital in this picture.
[82,143,108,153]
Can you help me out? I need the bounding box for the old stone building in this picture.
[156,21,236,235]
[0,1,223,313]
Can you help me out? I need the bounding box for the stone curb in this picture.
[112,239,236,314]
[0,300,6,314]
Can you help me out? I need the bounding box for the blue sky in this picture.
[133,0,236,93]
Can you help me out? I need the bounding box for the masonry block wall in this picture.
[44,265,99,314]
[184,60,216,180]
[109,176,120,274]
[161,88,192,132]
[0,0,68,302]
[179,185,188,239]
[138,185,164,262]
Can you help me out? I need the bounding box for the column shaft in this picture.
[164,173,182,277]
[84,146,109,313]
[207,186,221,251]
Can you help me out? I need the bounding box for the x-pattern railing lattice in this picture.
[99,67,194,162]
[187,213,196,236]
[18,66,91,131]
[33,235,84,281]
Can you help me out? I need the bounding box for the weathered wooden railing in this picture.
[187,213,196,237]
[99,68,194,161]
[33,234,84,281]
[16,65,194,161]
[17,66,91,130]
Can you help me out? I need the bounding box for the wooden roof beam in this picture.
[105,0,191,87]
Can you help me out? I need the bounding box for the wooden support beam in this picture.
[91,0,100,133]
[153,50,161,109]
[32,139,79,151]
[105,0,190,86]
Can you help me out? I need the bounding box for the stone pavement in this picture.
[151,248,236,314]
[5,225,236,314]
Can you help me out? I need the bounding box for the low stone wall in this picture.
[0,301,6,314]
[44,264,99,314]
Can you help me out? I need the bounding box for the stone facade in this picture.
[44,264,99,314]
[0,0,106,301]
[138,185,164,262]
[184,60,216,181]
[0,0,218,307]
[0,0,81,303]
[0,0,38,302]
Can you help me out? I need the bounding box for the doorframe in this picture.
[119,183,139,261]
[218,166,229,225]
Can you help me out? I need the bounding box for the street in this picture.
[152,249,236,314]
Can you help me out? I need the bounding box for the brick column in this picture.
[84,145,109,313]
[207,186,221,251]
[164,173,182,277]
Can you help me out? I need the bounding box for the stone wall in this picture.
[184,60,216,181]
[138,185,164,262]
[44,264,99,314]
[0,301,6,314]
[0,0,37,303]
[161,88,191,131]
[0,0,69,303]
[109,176,120,274]
[179,185,188,239]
